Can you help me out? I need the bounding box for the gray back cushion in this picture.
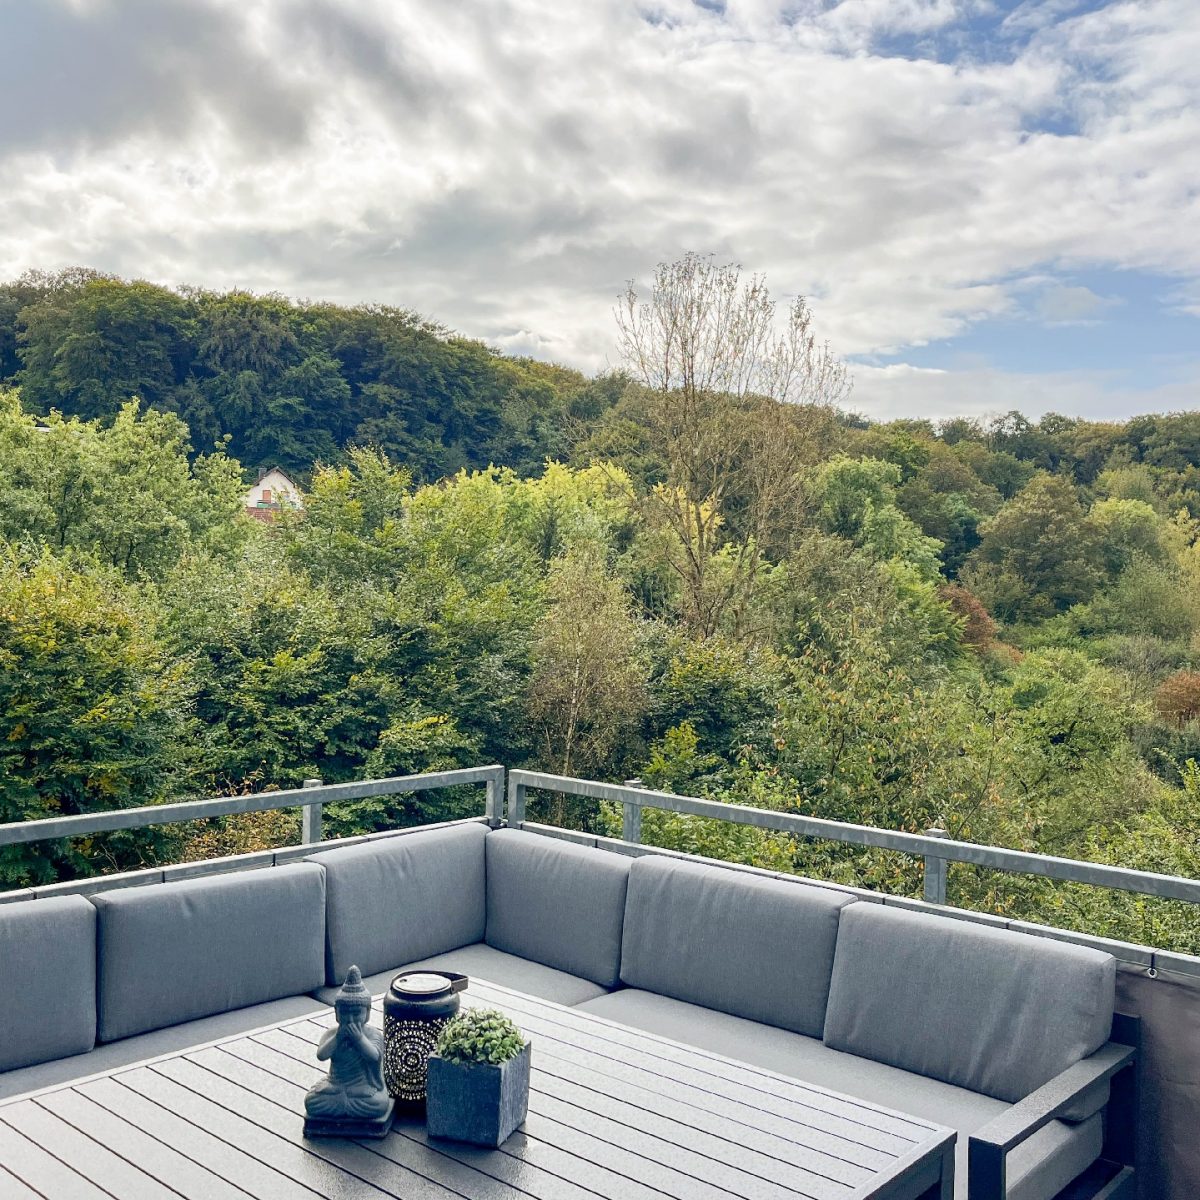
[823,904,1116,1102]
[0,897,97,1071]
[620,856,855,1036]
[486,829,630,988]
[308,822,486,984]
[92,864,325,1044]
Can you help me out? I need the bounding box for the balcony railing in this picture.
[0,766,504,899]
[507,768,1200,977]
[4,763,1200,977]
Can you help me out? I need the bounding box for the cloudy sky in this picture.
[1,0,1197,422]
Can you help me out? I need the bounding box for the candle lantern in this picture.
[382,972,469,1105]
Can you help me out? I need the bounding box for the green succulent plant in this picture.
[436,1008,526,1066]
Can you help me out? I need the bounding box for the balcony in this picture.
[1,767,1193,1199]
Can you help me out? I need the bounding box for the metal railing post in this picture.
[301,778,323,845]
[923,827,948,905]
[622,778,644,845]
[508,776,527,828]
[484,766,505,827]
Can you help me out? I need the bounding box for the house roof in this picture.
[254,466,297,485]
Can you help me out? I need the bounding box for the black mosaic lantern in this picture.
[382,972,468,1105]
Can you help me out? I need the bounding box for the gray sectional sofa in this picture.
[0,862,331,1098]
[0,820,1136,1200]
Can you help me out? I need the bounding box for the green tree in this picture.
[810,455,943,580]
[18,278,189,419]
[646,635,786,767]
[0,550,192,885]
[526,546,647,781]
[963,474,1101,621]
[0,394,245,579]
[281,447,412,586]
[1088,497,1172,576]
[157,545,396,791]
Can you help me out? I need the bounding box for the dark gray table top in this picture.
[0,979,954,1200]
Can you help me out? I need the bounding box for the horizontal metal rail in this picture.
[508,769,1200,906]
[0,766,506,849]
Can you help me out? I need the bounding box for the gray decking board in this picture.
[246,1029,677,1200]
[509,1033,888,1180]
[280,995,908,1167]
[271,1004,911,1196]
[266,1016,871,1196]
[271,1000,912,1199]
[479,984,930,1143]
[0,1117,112,1200]
[118,1067,372,1200]
[77,1074,327,1200]
[219,1037,621,1200]
[126,1064,441,1200]
[273,1008,873,1185]
[477,1010,911,1159]
[530,1065,871,1193]
[255,1029,835,1200]
[202,1043,584,1200]
[521,1090,804,1200]
[390,992,908,1168]
[0,982,953,1200]
[34,1087,256,1200]
[0,1163,43,1200]
[156,1054,492,1200]
[249,1024,781,1200]
[0,1099,179,1200]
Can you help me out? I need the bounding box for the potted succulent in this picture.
[425,1008,531,1147]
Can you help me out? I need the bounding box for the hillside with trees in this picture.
[0,268,613,479]
[2,258,1199,953]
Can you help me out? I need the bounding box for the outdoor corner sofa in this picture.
[0,820,1137,1200]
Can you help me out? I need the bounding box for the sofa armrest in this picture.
[967,1041,1135,1200]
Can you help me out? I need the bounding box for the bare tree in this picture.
[616,252,849,408]
[615,253,850,638]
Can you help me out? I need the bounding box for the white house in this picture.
[243,467,302,522]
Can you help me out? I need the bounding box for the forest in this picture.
[2,262,1199,952]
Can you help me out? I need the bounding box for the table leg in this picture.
[915,1143,956,1200]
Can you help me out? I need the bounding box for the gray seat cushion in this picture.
[620,855,855,1036]
[0,897,97,1072]
[577,989,1103,1200]
[823,904,1116,1103]
[307,822,487,985]
[91,863,326,1043]
[486,829,630,988]
[311,942,608,1007]
[0,994,327,1102]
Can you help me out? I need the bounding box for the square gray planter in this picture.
[425,1042,531,1147]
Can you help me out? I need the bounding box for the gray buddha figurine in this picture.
[303,965,395,1138]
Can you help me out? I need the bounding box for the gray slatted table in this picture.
[0,979,954,1200]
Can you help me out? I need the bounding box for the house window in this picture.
[262,488,272,503]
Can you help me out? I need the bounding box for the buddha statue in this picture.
[303,965,395,1138]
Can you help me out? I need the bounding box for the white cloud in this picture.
[1033,283,1122,324]
[851,360,1200,423]
[0,0,1197,418]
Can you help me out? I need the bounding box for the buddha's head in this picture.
[335,964,371,1026]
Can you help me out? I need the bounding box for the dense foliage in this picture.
[0,269,610,479]
[1,264,1199,953]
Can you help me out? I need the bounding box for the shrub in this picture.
[938,582,998,654]
[1155,671,1200,727]
[436,1009,525,1066]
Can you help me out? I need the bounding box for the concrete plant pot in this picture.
[425,1042,531,1147]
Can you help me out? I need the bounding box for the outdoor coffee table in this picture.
[0,978,955,1199]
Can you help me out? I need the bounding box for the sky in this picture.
[0,0,1197,423]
